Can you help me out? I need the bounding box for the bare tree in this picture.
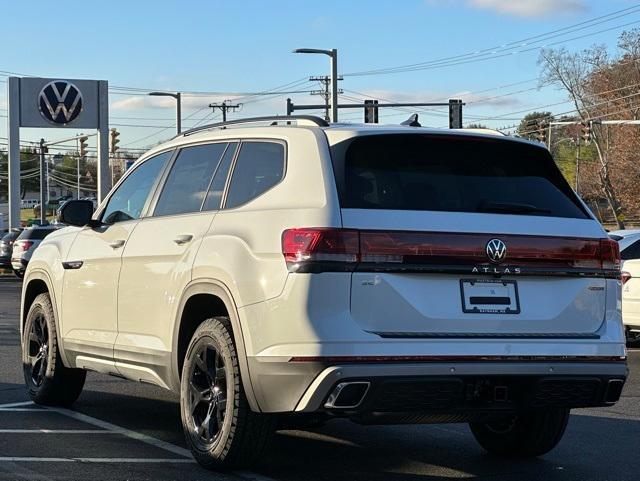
[538,40,638,228]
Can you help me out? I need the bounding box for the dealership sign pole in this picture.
[6,77,110,229]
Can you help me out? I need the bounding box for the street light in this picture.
[293,48,338,122]
[148,91,182,134]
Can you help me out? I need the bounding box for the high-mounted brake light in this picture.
[281,228,621,278]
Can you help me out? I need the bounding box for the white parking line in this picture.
[0,429,110,434]
[0,457,195,464]
[0,401,280,480]
[43,406,193,459]
[0,401,35,409]
[0,408,46,412]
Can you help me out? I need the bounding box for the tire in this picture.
[180,317,275,470]
[22,293,86,406]
[13,269,24,279]
[625,327,640,346]
[470,409,570,458]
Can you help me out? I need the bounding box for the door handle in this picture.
[173,234,193,245]
[109,239,126,249]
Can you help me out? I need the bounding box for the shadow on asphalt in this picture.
[256,413,639,481]
[0,381,637,480]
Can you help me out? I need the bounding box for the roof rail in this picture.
[181,115,329,137]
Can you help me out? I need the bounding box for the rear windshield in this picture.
[18,228,56,240]
[331,134,588,219]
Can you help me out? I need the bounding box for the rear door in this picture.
[330,133,615,337]
[115,142,234,383]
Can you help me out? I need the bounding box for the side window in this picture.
[202,142,238,211]
[225,142,285,209]
[101,151,171,224]
[154,143,227,217]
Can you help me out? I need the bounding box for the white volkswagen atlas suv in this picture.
[20,115,628,469]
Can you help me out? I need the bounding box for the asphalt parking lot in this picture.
[0,276,638,481]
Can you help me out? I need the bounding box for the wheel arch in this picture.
[21,269,71,367]
[171,279,260,412]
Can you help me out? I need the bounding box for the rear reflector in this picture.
[15,240,34,251]
[282,228,621,278]
[621,271,632,285]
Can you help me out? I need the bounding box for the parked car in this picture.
[0,229,22,269]
[609,229,640,266]
[621,258,640,344]
[11,225,58,277]
[20,116,627,469]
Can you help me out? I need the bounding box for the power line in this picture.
[343,5,640,77]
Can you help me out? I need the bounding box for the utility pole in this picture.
[575,132,581,194]
[38,139,46,225]
[209,101,241,122]
[293,48,339,122]
[310,75,343,122]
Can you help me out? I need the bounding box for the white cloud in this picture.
[466,0,588,18]
[111,94,240,112]
[350,89,521,108]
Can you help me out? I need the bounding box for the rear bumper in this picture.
[247,356,628,413]
[292,361,627,415]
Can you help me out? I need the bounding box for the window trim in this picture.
[200,142,239,212]
[221,138,288,211]
[95,148,176,224]
[148,140,233,218]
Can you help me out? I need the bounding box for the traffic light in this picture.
[110,128,120,154]
[449,99,463,129]
[364,100,379,124]
[78,135,88,157]
[581,120,592,145]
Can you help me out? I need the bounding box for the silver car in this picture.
[11,226,58,278]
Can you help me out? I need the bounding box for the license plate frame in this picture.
[460,279,520,314]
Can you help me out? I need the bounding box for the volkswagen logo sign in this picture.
[38,80,83,125]
[486,238,507,263]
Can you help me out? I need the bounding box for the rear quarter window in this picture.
[330,134,588,219]
[224,141,285,209]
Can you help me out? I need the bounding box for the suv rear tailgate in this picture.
[329,132,615,337]
[346,210,608,336]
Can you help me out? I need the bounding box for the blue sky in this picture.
[1,0,639,150]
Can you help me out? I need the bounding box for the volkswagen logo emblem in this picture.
[486,238,507,263]
[38,80,83,125]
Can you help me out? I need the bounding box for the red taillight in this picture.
[621,271,632,285]
[282,228,359,271]
[599,238,621,271]
[282,228,621,278]
[16,240,34,250]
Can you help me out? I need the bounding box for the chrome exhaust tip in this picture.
[324,381,370,409]
[605,379,625,403]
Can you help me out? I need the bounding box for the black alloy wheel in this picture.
[26,312,49,387]
[187,344,228,446]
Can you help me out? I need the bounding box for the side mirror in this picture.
[57,200,95,227]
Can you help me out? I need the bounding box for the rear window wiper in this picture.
[476,201,551,215]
